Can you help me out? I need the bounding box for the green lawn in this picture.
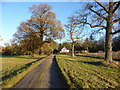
[56,54,120,88]
[2,56,38,76]
[1,55,46,88]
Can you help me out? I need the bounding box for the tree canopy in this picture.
[73,0,120,61]
[13,3,64,55]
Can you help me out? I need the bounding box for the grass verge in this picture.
[56,54,120,88]
[1,55,48,88]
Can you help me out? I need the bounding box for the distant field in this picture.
[1,55,46,88]
[56,55,120,88]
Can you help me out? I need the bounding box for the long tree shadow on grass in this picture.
[1,57,45,82]
[76,55,120,62]
[82,61,103,66]
[76,55,104,59]
[13,56,38,59]
[66,59,104,66]
[2,55,38,59]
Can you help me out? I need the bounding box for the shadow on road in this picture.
[49,55,67,88]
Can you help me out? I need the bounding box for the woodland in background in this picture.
[2,35,120,56]
[1,1,120,62]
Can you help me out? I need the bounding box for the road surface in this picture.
[13,55,67,88]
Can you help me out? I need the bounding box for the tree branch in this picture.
[89,8,107,21]
[91,27,105,35]
[113,18,120,23]
[95,0,108,13]
[74,20,106,28]
[111,29,120,35]
[113,1,120,14]
[84,22,106,28]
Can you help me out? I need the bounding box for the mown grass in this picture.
[2,56,38,76]
[1,55,47,88]
[77,52,120,61]
[56,54,120,88]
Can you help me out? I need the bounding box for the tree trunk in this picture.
[105,29,112,61]
[39,34,44,55]
[105,2,113,62]
[86,47,89,52]
[72,42,75,57]
[32,37,35,57]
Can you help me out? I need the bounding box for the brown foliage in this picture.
[14,3,64,55]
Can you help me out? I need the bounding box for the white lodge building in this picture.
[60,47,69,53]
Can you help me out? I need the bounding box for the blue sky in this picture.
[1,2,85,46]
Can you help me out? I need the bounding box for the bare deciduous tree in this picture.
[65,16,83,57]
[75,0,120,61]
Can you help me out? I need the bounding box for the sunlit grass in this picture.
[1,55,47,88]
[56,54,120,88]
[1,55,39,76]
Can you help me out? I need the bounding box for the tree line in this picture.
[2,1,120,62]
[58,35,120,53]
[2,35,120,56]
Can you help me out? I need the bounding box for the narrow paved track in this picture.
[13,55,67,88]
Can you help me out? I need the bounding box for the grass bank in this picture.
[1,55,48,88]
[56,54,120,88]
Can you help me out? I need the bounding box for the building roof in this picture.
[60,47,69,53]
